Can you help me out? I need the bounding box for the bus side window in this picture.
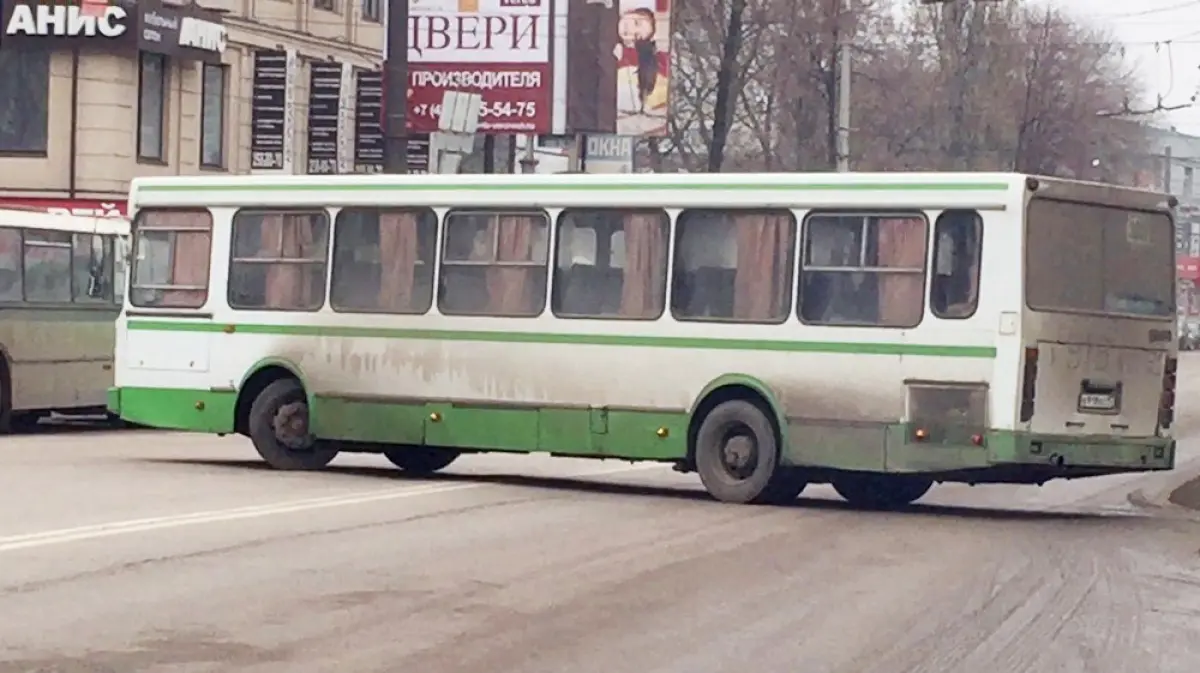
[228,210,329,311]
[114,236,128,305]
[799,212,927,327]
[71,233,114,303]
[330,207,437,314]
[23,230,72,304]
[0,227,21,302]
[131,209,213,308]
[438,209,550,317]
[551,208,668,320]
[931,210,982,319]
[671,209,795,323]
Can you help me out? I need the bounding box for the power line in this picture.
[1104,0,1200,19]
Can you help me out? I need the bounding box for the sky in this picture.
[1058,0,1200,135]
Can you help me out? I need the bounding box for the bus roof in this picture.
[0,208,130,236]
[127,172,1169,213]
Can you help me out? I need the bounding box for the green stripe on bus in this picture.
[126,319,997,358]
[135,181,1012,194]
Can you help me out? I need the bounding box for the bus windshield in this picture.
[1025,198,1174,318]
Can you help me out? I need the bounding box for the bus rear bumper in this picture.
[988,431,1174,472]
[107,387,120,415]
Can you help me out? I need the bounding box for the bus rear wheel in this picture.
[247,378,338,471]
[382,446,460,475]
[694,399,796,505]
[832,473,932,509]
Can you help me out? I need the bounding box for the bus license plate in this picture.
[1079,392,1117,412]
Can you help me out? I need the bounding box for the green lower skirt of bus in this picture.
[113,387,1174,476]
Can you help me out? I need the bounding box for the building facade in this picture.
[0,0,386,215]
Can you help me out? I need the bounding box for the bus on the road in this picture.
[0,208,130,431]
[109,172,1178,508]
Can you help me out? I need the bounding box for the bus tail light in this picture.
[1019,346,1038,422]
[1160,356,1177,430]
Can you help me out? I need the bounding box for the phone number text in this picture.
[411,99,539,121]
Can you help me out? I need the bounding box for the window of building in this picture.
[671,209,795,323]
[931,210,981,319]
[71,233,114,303]
[552,209,668,319]
[0,228,23,302]
[138,52,167,162]
[799,212,927,328]
[331,207,436,313]
[439,210,549,317]
[314,0,338,12]
[130,209,213,308]
[229,210,329,311]
[23,230,72,303]
[362,0,382,22]
[1186,167,1194,197]
[200,63,227,168]
[0,51,50,154]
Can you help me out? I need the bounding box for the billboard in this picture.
[407,0,552,133]
[402,0,672,137]
[612,0,671,136]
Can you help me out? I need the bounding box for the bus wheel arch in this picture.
[235,362,306,436]
[686,379,802,504]
[244,375,338,471]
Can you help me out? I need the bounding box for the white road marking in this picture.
[0,464,667,553]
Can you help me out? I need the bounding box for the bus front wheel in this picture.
[247,378,338,470]
[832,473,932,509]
[694,399,797,505]
[382,446,460,475]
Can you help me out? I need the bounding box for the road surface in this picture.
[2,376,1200,672]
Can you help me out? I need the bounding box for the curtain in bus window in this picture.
[619,212,666,317]
[378,211,419,311]
[0,228,21,302]
[163,212,212,307]
[876,217,926,326]
[262,215,320,309]
[488,214,539,314]
[733,213,792,321]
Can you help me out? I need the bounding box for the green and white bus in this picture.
[109,172,1178,508]
[0,208,129,431]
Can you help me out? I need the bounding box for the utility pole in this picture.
[383,0,409,173]
[836,39,851,171]
[834,0,851,172]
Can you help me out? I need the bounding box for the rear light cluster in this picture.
[1019,346,1038,422]
[1160,356,1178,430]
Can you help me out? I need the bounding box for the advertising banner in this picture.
[306,61,342,174]
[611,0,671,136]
[407,0,553,133]
[353,70,385,173]
[250,49,296,172]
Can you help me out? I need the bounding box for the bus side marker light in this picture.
[913,428,929,441]
[656,427,669,438]
[971,434,984,446]
[195,401,205,410]
[223,324,236,334]
[429,412,442,423]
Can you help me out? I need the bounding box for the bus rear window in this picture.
[1025,199,1174,318]
[131,209,213,308]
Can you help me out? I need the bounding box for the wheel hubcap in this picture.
[719,427,758,480]
[273,401,312,451]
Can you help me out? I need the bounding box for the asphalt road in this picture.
[3,370,1200,673]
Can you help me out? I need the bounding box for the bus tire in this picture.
[832,473,932,509]
[382,446,460,475]
[694,399,791,505]
[247,378,338,471]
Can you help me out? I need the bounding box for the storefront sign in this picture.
[1,0,225,63]
[0,198,127,218]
